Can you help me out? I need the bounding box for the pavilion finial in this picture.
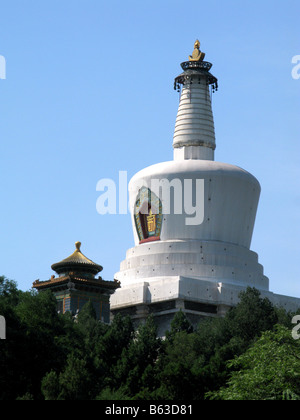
[75,241,81,252]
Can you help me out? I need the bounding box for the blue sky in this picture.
[0,0,299,299]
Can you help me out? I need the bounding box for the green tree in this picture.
[76,301,108,357]
[0,276,20,305]
[55,311,83,361]
[155,331,205,400]
[225,287,278,344]
[41,370,60,400]
[208,325,300,400]
[165,309,193,342]
[16,290,62,340]
[96,387,131,401]
[113,316,161,398]
[1,276,298,401]
[58,354,92,400]
[15,290,65,375]
[95,314,133,370]
[0,278,27,400]
[0,283,66,399]
[42,354,92,400]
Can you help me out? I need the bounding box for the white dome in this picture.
[129,159,260,249]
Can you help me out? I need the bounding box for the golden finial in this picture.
[189,39,205,62]
[75,241,82,251]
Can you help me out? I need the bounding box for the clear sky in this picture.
[0,0,299,299]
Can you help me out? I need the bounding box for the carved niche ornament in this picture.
[134,187,163,244]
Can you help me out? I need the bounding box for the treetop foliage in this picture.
[0,275,299,400]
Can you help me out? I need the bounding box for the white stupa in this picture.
[110,41,300,336]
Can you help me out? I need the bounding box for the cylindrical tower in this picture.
[173,59,218,160]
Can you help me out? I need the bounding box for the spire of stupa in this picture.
[173,40,218,161]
